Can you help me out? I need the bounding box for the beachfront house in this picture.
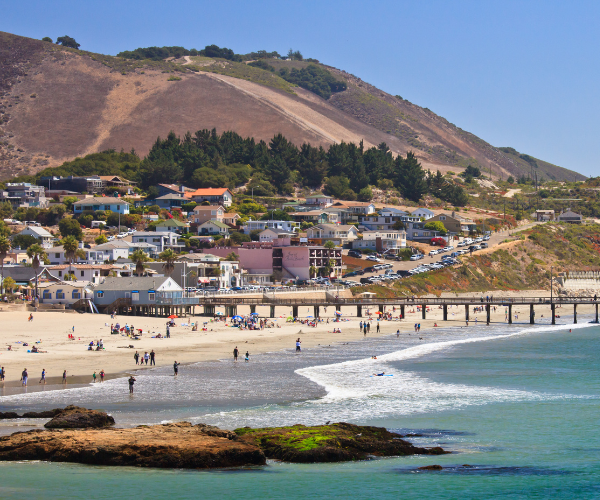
[38,281,94,307]
[557,210,583,224]
[154,219,189,234]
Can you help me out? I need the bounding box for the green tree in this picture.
[61,235,85,279]
[224,252,239,261]
[11,234,38,250]
[323,240,336,249]
[260,209,291,221]
[62,196,78,211]
[56,35,80,49]
[507,176,515,184]
[229,232,251,245]
[357,187,373,202]
[309,265,318,279]
[95,234,108,244]
[0,236,11,294]
[395,152,427,202]
[41,37,53,43]
[26,244,47,298]
[424,220,447,235]
[59,218,83,239]
[2,276,15,293]
[0,201,13,219]
[158,248,177,276]
[131,249,150,276]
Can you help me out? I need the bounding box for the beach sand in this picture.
[0,291,592,387]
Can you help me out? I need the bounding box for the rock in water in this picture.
[44,405,115,429]
[235,422,449,463]
[0,422,266,469]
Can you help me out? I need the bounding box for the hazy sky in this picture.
[3,0,598,176]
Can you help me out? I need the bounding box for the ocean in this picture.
[1,318,599,499]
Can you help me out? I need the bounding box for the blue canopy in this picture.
[232,315,243,321]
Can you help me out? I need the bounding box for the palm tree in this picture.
[158,248,177,277]
[26,244,47,298]
[60,236,85,279]
[309,265,318,279]
[0,236,11,294]
[131,249,150,276]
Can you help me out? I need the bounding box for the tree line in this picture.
[10,129,469,206]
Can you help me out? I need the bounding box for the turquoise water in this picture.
[1,323,599,499]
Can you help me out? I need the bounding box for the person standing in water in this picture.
[62,370,67,384]
[295,338,301,352]
[100,370,105,383]
[173,361,180,376]
[245,351,249,362]
[233,346,239,361]
[128,376,136,393]
[21,368,28,386]
[39,368,46,384]
[92,371,97,383]
[0,367,5,382]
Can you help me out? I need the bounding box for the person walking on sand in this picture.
[359,320,363,332]
[376,322,380,333]
[39,368,46,384]
[21,368,28,386]
[28,313,33,322]
[134,351,139,365]
[245,351,249,362]
[173,361,180,376]
[144,352,149,365]
[62,370,67,384]
[166,324,171,338]
[92,371,97,383]
[100,370,105,383]
[128,375,136,393]
[150,350,156,366]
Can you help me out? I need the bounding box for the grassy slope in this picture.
[498,147,584,182]
[356,223,600,297]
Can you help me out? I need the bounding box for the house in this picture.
[242,220,300,233]
[222,212,241,226]
[157,184,189,197]
[0,183,48,208]
[73,197,130,215]
[405,221,445,242]
[49,264,126,284]
[410,208,435,220]
[306,224,360,246]
[91,241,133,262]
[290,211,338,225]
[98,175,136,189]
[428,213,475,235]
[198,220,230,237]
[535,210,555,222]
[93,276,192,313]
[192,205,225,225]
[379,207,409,218]
[304,193,333,207]
[2,250,31,265]
[557,210,583,224]
[323,202,376,224]
[259,228,295,243]
[137,194,185,210]
[38,281,94,307]
[131,232,182,253]
[352,230,407,253]
[16,226,55,248]
[40,176,104,194]
[0,266,59,287]
[184,188,233,207]
[155,219,189,234]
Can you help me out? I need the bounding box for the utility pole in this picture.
[550,265,553,304]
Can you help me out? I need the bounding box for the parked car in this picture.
[363,266,376,273]
[429,249,439,256]
[410,254,424,261]
[343,271,358,278]
[480,242,488,248]
[348,250,362,258]
[366,255,380,262]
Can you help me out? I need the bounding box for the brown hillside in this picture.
[0,32,585,182]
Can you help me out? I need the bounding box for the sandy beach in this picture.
[0,290,593,388]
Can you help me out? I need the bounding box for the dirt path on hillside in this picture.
[203,73,376,148]
[503,188,522,198]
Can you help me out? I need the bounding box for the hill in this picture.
[0,32,586,182]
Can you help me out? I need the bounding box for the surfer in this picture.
[373,372,385,376]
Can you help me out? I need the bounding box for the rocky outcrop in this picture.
[235,422,449,463]
[0,422,266,469]
[43,406,115,429]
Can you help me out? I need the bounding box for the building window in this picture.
[105,205,110,211]
[72,291,80,299]
[132,292,139,302]
[42,291,51,299]
[56,290,65,299]
[81,271,85,277]
[55,253,60,258]
[58,271,62,277]
[148,292,155,301]
[440,216,446,220]
[97,291,104,298]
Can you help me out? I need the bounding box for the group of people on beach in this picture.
[133,350,155,365]
[233,346,250,361]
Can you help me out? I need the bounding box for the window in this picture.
[125,292,130,298]
[58,271,62,277]
[104,205,110,211]
[80,271,84,277]
[440,216,446,220]
[97,291,104,298]
[72,291,80,299]
[148,292,155,301]
[42,290,51,299]
[55,253,60,258]
[132,292,139,302]
[56,290,65,299]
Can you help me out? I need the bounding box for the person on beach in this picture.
[296,339,301,352]
[166,324,171,338]
[92,371,97,383]
[128,376,136,393]
[0,367,4,382]
[396,330,400,338]
[150,350,156,366]
[359,321,363,332]
[100,370,105,383]
[376,322,380,333]
[21,368,28,386]
[245,351,249,362]
[28,313,33,322]
[364,325,367,336]
[134,351,139,365]
[39,368,46,384]
[233,346,239,361]
[173,361,180,376]
[62,370,67,384]
[144,352,149,365]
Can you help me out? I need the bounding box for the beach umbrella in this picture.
[306,315,314,318]
[168,314,178,319]
[335,311,342,315]
[215,311,224,316]
[232,315,243,321]
[375,311,383,315]
[250,312,259,316]
[286,316,293,320]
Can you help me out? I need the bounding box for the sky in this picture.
[2,0,599,176]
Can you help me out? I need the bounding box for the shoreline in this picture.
[0,294,596,396]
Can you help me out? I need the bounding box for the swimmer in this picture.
[372,372,385,376]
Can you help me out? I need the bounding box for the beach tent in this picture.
[168,314,178,319]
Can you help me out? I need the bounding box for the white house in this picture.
[304,193,333,207]
[131,232,182,253]
[352,230,407,253]
[411,208,435,220]
[16,226,55,248]
[197,220,230,237]
[242,220,300,233]
[73,197,130,215]
[38,281,94,307]
[259,228,295,242]
[306,224,360,245]
[49,264,126,284]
